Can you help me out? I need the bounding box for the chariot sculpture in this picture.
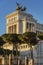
[16,2,26,11]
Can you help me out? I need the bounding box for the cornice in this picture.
[6,10,19,19]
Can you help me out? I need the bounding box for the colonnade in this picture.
[0,55,33,65]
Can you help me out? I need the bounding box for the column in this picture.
[25,57,28,65]
[2,56,5,65]
[18,57,20,65]
[9,54,11,65]
[25,56,27,65]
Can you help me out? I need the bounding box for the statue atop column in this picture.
[16,2,26,11]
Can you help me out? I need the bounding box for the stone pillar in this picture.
[9,54,11,65]
[18,57,22,65]
[2,56,4,65]
[18,57,20,65]
[31,23,34,32]
[25,57,28,65]
[23,20,26,33]
[17,22,19,34]
[25,56,27,65]
[31,24,32,32]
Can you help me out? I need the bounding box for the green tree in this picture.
[0,37,5,55]
[0,37,5,47]
[38,33,43,40]
[2,34,21,65]
[0,37,5,65]
[19,32,38,65]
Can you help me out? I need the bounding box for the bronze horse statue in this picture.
[16,2,26,11]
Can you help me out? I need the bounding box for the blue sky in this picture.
[0,0,43,36]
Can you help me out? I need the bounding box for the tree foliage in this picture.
[0,37,5,46]
[22,32,38,46]
[2,34,22,57]
[38,33,43,40]
[2,34,21,44]
[0,48,4,55]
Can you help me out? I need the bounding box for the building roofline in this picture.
[6,10,33,19]
[36,22,43,26]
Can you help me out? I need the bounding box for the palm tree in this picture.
[2,34,22,65]
[19,32,38,65]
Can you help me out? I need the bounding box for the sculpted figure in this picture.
[16,2,26,11]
